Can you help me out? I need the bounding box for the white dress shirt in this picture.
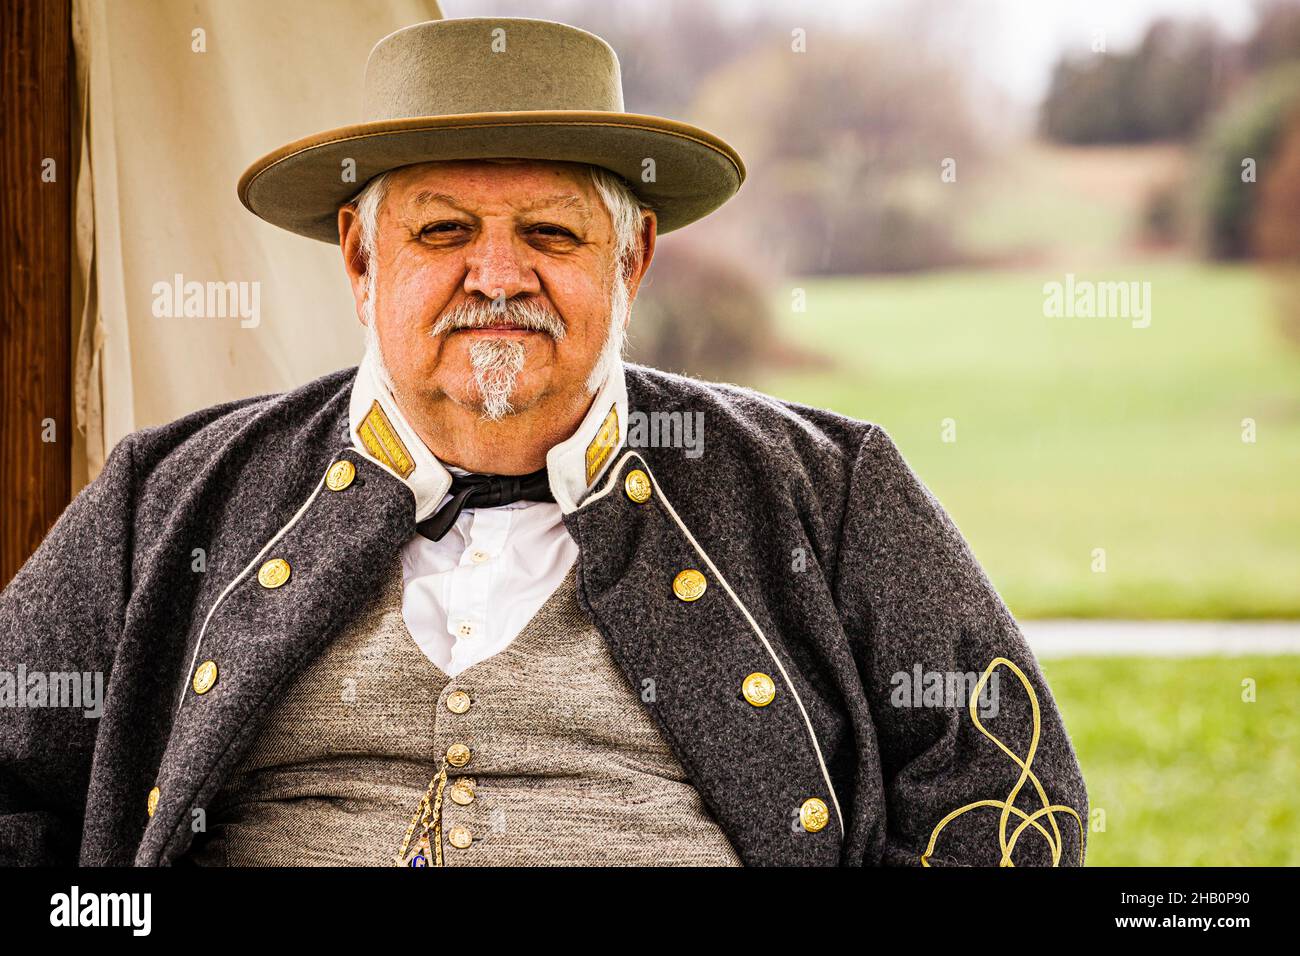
[399,489,577,675]
[347,349,628,677]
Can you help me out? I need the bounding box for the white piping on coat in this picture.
[174,469,331,716]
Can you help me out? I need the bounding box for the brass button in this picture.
[448,826,473,849]
[672,568,707,602]
[624,469,652,504]
[325,459,356,491]
[257,558,291,589]
[800,797,830,833]
[446,743,471,767]
[742,672,776,707]
[192,660,219,695]
[449,778,476,806]
[446,690,471,714]
[147,786,160,818]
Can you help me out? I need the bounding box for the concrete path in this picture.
[1021,620,1300,659]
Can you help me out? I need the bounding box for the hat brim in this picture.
[238,110,745,244]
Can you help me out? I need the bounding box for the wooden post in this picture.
[0,0,73,586]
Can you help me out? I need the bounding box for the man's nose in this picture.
[463,224,541,302]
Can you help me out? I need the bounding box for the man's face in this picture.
[342,159,646,421]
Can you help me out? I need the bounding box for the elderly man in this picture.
[0,16,1086,867]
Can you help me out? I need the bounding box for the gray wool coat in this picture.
[0,363,1088,866]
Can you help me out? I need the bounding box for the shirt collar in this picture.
[348,348,628,520]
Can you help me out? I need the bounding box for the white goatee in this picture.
[430,295,565,421]
[467,338,527,422]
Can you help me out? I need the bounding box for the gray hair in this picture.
[353,163,648,397]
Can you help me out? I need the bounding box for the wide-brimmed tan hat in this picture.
[238,16,745,243]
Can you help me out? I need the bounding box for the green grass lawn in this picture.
[1041,654,1300,865]
[753,262,1300,619]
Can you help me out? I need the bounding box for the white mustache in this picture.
[429,297,567,339]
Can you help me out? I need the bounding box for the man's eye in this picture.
[420,222,465,237]
[530,225,576,239]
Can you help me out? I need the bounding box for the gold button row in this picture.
[625,468,702,603]
[252,460,356,591]
[191,460,354,704]
[443,689,476,842]
[620,465,822,833]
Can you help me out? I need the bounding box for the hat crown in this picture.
[363,17,625,120]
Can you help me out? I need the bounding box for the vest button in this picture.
[672,568,707,602]
[146,786,160,817]
[448,826,473,849]
[192,660,219,695]
[446,743,472,767]
[624,469,652,503]
[446,690,471,714]
[800,797,830,833]
[449,778,476,806]
[325,459,356,491]
[741,672,776,707]
[257,558,291,589]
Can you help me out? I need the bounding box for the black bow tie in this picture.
[416,466,554,542]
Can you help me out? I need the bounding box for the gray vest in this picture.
[187,556,742,866]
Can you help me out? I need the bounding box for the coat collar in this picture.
[347,348,629,520]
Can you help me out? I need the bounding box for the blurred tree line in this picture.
[1040,1,1300,145]
[1042,0,1300,345]
[1070,1,1300,277]
[1040,21,1224,144]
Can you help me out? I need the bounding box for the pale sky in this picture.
[970,0,1257,103]
[715,0,1261,106]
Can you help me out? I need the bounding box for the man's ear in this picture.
[622,210,658,307]
[338,204,369,323]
